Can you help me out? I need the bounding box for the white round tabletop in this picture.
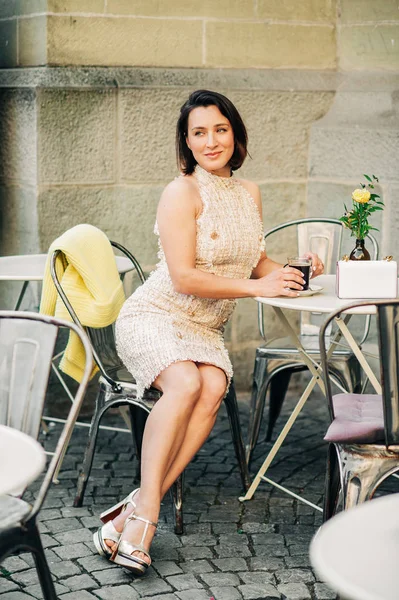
[0,253,133,281]
[256,274,378,314]
[0,424,46,495]
[310,493,399,600]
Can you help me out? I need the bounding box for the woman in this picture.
[93,90,324,574]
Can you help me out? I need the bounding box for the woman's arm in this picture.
[156,178,304,299]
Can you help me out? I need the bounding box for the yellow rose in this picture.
[352,189,371,204]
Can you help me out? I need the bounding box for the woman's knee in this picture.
[197,366,227,414]
[155,361,202,403]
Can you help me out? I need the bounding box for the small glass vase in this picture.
[349,238,370,261]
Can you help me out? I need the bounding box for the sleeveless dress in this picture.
[115,164,264,400]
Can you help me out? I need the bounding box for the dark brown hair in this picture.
[176,90,248,175]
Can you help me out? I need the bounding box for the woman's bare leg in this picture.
[107,363,227,563]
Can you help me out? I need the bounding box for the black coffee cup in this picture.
[287,257,311,290]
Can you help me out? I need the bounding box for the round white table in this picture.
[256,274,377,315]
[0,424,46,496]
[310,493,399,600]
[240,274,382,507]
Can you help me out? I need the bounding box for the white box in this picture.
[336,260,398,299]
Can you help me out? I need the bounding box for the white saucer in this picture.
[298,285,324,297]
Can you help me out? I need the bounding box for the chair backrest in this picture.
[259,218,379,341]
[0,311,92,516]
[319,299,399,446]
[50,240,145,392]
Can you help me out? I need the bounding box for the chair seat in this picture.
[324,393,384,444]
[0,495,31,531]
[258,335,353,357]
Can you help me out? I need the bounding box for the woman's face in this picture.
[186,105,235,177]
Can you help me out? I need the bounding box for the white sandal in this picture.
[93,488,139,558]
[111,513,157,575]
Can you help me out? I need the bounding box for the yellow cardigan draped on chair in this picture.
[40,224,126,382]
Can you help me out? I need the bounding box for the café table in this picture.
[239,274,381,509]
[310,492,399,600]
[0,424,46,496]
[0,253,133,310]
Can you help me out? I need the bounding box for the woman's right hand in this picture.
[254,266,305,298]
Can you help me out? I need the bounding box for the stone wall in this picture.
[0,0,398,389]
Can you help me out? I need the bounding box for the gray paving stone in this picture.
[28,582,69,598]
[202,572,240,587]
[288,545,310,556]
[180,533,217,546]
[11,568,40,587]
[166,573,204,590]
[313,583,337,599]
[54,528,93,544]
[278,582,311,599]
[46,517,81,533]
[177,546,213,560]
[81,516,103,528]
[180,560,214,574]
[212,557,248,572]
[62,573,99,591]
[0,578,19,594]
[52,542,93,560]
[152,561,183,577]
[284,556,312,568]
[239,571,276,586]
[50,560,81,578]
[241,523,276,534]
[254,545,288,558]
[215,543,251,559]
[210,586,242,599]
[0,593,38,599]
[93,585,140,599]
[238,583,281,599]
[1,556,30,573]
[175,591,211,600]
[39,508,63,521]
[77,555,117,572]
[276,569,315,584]
[249,557,285,571]
[131,577,173,596]
[92,568,132,585]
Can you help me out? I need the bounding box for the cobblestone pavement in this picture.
[2,378,389,600]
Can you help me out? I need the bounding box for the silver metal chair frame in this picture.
[319,299,399,520]
[247,217,378,464]
[0,311,92,600]
[50,241,250,534]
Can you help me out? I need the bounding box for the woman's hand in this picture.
[303,252,324,278]
[255,266,306,298]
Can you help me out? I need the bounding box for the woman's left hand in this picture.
[303,252,324,278]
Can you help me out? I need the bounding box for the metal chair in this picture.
[0,311,92,600]
[320,299,399,520]
[246,218,378,464]
[50,241,250,534]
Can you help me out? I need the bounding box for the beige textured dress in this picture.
[115,165,264,400]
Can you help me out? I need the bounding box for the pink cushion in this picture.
[324,393,384,443]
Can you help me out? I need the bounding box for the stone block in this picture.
[230,91,333,180]
[309,119,399,184]
[38,89,116,183]
[228,344,259,390]
[19,15,47,65]
[340,25,399,70]
[0,88,37,184]
[120,88,186,183]
[47,15,203,67]
[93,586,140,600]
[107,0,254,18]
[340,0,399,23]
[0,0,18,18]
[258,0,336,22]
[383,183,399,258]
[210,588,242,600]
[238,583,280,599]
[278,582,311,599]
[0,17,17,67]
[48,0,105,12]
[18,0,47,15]
[0,185,39,256]
[206,22,336,68]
